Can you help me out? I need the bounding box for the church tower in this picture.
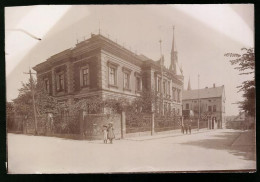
[187,76,191,90]
[169,26,177,74]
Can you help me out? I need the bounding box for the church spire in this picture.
[169,26,177,74]
[187,76,191,90]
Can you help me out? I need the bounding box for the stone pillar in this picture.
[79,110,84,136]
[121,111,126,139]
[151,112,155,136]
[66,62,74,94]
[51,68,56,96]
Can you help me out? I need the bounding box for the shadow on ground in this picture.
[181,130,256,161]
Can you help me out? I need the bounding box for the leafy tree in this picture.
[6,102,15,130]
[35,81,61,115]
[13,77,62,134]
[13,79,36,118]
[225,48,255,117]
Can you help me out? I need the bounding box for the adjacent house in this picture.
[182,82,225,129]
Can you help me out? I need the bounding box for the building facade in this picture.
[182,84,226,129]
[33,30,183,115]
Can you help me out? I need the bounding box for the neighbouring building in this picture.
[182,82,225,129]
[33,29,184,116]
[225,112,255,130]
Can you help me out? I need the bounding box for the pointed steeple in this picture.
[169,26,177,74]
[187,76,191,90]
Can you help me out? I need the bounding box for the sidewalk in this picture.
[124,128,211,141]
[231,129,256,147]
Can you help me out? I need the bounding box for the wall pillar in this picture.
[121,111,126,139]
[79,110,84,136]
[151,112,155,136]
[51,68,56,96]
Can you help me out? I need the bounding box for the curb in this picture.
[124,128,211,141]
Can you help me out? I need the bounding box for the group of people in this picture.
[181,119,192,134]
[102,122,115,144]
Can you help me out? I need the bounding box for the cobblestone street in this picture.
[7,129,256,173]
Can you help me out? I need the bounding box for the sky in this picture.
[5,5,254,116]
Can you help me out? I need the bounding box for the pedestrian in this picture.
[181,125,184,134]
[107,122,115,144]
[188,119,192,134]
[185,123,188,134]
[102,125,108,144]
[183,120,188,134]
[180,117,184,134]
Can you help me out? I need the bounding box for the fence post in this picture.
[79,110,84,136]
[151,112,155,136]
[121,111,126,139]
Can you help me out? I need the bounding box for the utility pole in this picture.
[24,69,38,135]
[98,20,101,35]
[198,74,200,131]
[159,39,164,115]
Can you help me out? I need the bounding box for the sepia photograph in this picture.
[5,4,255,173]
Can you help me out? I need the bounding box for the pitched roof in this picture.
[183,85,224,100]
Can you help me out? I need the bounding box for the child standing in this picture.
[107,123,115,144]
[102,125,108,144]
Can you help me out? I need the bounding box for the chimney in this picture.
[213,83,215,88]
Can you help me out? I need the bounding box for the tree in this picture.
[225,48,255,117]
[13,77,62,134]
[6,102,15,131]
[13,79,36,118]
[35,81,61,115]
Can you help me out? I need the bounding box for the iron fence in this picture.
[125,112,151,133]
[154,114,182,132]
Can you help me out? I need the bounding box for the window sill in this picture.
[108,84,118,89]
[81,85,90,89]
[56,90,65,93]
[135,90,142,94]
[123,88,131,92]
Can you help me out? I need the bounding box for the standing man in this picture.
[188,119,192,134]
